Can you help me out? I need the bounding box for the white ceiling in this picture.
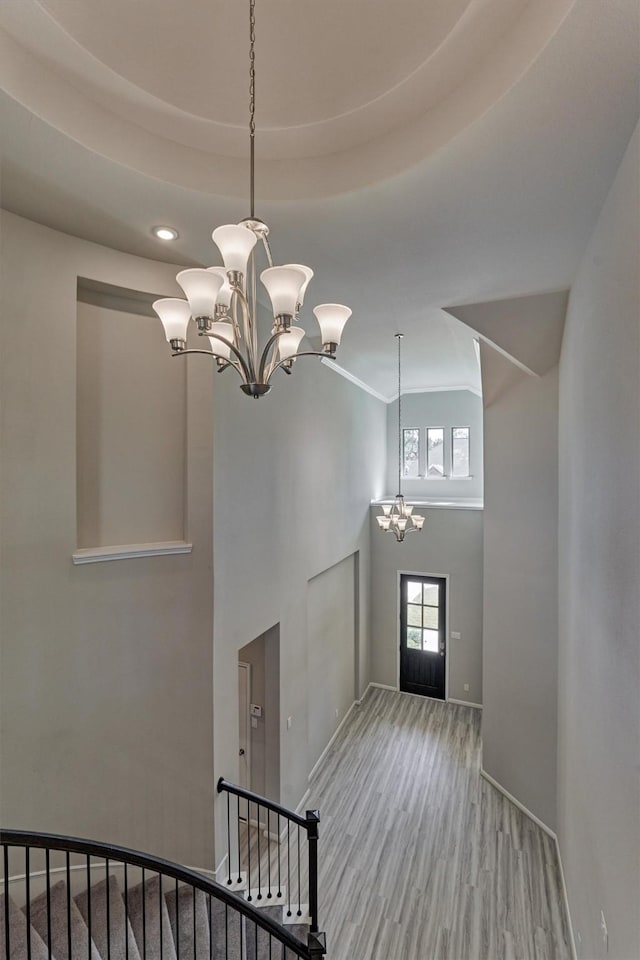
[0,0,638,398]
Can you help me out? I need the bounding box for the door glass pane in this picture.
[423,583,439,606]
[407,627,422,649]
[407,580,423,603]
[423,605,439,630]
[423,629,439,653]
[427,428,444,476]
[407,604,422,627]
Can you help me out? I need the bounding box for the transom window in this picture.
[451,427,470,477]
[402,428,420,478]
[426,428,444,476]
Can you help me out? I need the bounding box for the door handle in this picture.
[239,748,245,756]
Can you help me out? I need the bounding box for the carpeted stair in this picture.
[1,872,308,960]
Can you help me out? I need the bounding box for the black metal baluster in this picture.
[246,801,252,901]
[66,852,72,960]
[224,904,228,960]
[297,827,301,917]
[25,849,31,960]
[174,879,179,960]
[87,857,92,960]
[192,885,196,960]
[236,796,241,885]
[158,876,163,960]
[124,864,129,960]
[254,918,258,959]
[207,896,212,960]
[286,821,291,917]
[226,793,232,885]
[277,815,281,899]
[46,848,52,960]
[257,803,262,900]
[305,810,320,934]
[141,869,146,960]
[106,859,111,960]
[3,845,10,960]
[266,810,272,900]
[239,906,243,959]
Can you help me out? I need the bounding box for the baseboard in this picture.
[355,681,373,705]
[307,698,360,783]
[294,788,311,815]
[480,768,577,960]
[448,697,483,709]
[480,768,556,838]
[554,835,578,960]
[369,682,398,692]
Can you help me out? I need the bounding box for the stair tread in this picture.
[127,875,177,960]
[164,884,210,960]
[75,875,141,960]
[26,881,101,960]
[1,894,52,960]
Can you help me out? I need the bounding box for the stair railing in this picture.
[1,828,326,960]
[216,779,322,945]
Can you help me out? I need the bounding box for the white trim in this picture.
[448,698,483,709]
[307,699,359,782]
[370,499,483,512]
[396,570,450,701]
[2,859,216,887]
[369,681,398,692]
[320,358,388,403]
[481,768,555,837]
[72,541,192,564]
[294,788,311,816]
[480,768,576,960]
[387,384,482,401]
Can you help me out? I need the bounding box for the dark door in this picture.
[400,574,446,699]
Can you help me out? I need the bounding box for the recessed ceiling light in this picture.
[153,226,179,241]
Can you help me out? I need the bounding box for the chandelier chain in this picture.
[249,0,256,217]
[397,333,402,496]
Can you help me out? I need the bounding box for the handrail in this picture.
[217,777,310,829]
[1,828,314,958]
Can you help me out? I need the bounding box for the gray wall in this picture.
[386,390,483,499]
[238,625,280,803]
[0,212,215,868]
[481,355,559,831]
[558,124,640,960]
[212,346,387,853]
[370,506,483,705]
[307,554,356,771]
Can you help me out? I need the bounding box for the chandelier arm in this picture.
[257,329,287,383]
[249,0,256,219]
[249,250,259,374]
[231,284,257,381]
[266,350,336,384]
[173,342,252,384]
[261,234,274,268]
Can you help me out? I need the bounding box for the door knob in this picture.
[239,748,245,756]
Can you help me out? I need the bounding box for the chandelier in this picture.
[377,335,424,542]
[152,0,351,398]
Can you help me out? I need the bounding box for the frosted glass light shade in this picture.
[261,266,306,318]
[278,326,305,360]
[313,303,352,346]
[404,504,414,516]
[382,503,393,516]
[377,516,391,530]
[176,268,223,319]
[412,515,425,530]
[396,517,408,532]
[207,267,232,308]
[153,298,192,342]
[283,264,313,305]
[208,321,235,360]
[212,224,257,275]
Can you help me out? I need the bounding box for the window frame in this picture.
[425,426,445,478]
[402,427,421,479]
[450,425,471,478]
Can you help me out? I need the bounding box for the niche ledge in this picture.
[72,540,193,565]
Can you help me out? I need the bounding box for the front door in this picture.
[399,574,446,699]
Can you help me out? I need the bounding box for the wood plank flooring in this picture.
[307,687,571,960]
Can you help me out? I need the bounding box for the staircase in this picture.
[1,823,326,960]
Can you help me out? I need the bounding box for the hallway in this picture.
[308,688,571,960]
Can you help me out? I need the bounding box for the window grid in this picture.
[426,427,445,478]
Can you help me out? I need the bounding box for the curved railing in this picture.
[1,828,326,960]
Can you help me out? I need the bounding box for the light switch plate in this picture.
[250,703,262,718]
[451,631,461,640]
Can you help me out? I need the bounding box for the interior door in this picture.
[238,662,251,818]
[399,574,446,699]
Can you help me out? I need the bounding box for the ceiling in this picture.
[0,0,638,398]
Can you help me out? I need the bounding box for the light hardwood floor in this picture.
[305,687,571,960]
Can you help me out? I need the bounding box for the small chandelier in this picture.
[152,0,351,398]
[377,335,424,542]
